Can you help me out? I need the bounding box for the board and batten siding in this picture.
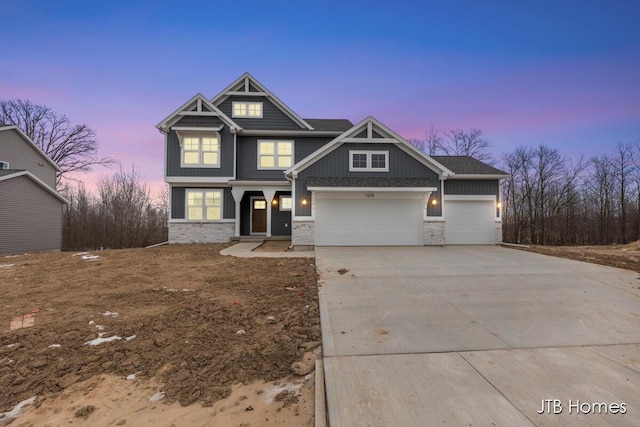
[170,187,235,220]
[444,180,499,197]
[295,143,440,216]
[237,136,331,180]
[165,126,234,177]
[0,176,63,254]
[0,129,58,188]
[217,96,302,130]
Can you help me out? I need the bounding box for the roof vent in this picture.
[0,161,9,170]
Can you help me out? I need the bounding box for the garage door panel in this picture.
[445,200,494,245]
[315,196,423,246]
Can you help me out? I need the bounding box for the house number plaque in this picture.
[364,193,375,198]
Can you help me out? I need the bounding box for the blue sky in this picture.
[2,0,639,189]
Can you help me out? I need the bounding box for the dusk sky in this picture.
[2,1,639,192]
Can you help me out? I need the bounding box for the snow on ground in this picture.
[102,311,119,317]
[0,396,36,426]
[264,381,304,405]
[84,334,122,346]
[148,391,165,402]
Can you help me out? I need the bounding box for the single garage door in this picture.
[445,200,495,244]
[315,193,424,246]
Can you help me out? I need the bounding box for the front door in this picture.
[251,198,267,234]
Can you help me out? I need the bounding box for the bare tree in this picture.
[409,126,443,155]
[0,99,114,182]
[443,128,495,164]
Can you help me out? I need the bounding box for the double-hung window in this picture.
[186,189,222,221]
[182,134,220,167]
[349,150,389,172]
[258,140,293,169]
[233,102,263,118]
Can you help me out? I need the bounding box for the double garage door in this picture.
[315,192,423,246]
[314,193,496,246]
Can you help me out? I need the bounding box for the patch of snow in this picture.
[95,325,105,331]
[48,344,61,348]
[81,255,100,261]
[6,343,16,348]
[126,372,140,380]
[0,263,14,269]
[182,288,195,292]
[88,320,95,325]
[3,254,20,258]
[166,288,178,292]
[0,396,36,425]
[84,335,122,346]
[125,335,137,341]
[235,329,246,335]
[148,391,165,402]
[102,311,119,317]
[264,382,304,405]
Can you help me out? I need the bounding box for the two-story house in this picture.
[157,73,508,248]
[0,125,69,254]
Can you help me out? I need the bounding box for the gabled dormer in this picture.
[211,73,314,131]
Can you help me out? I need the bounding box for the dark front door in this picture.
[251,198,267,234]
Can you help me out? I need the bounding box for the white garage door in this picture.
[315,193,424,246]
[445,200,495,245]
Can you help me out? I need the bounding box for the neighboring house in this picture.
[0,125,69,254]
[157,73,508,247]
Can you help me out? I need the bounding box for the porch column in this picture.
[263,189,276,237]
[231,188,245,238]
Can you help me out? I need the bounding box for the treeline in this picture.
[501,142,637,245]
[61,168,168,250]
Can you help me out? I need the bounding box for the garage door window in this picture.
[349,150,389,172]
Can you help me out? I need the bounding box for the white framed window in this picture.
[181,134,220,167]
[258,140,293,169]
[279,195,292,211]
[349,150,389,172]
[232,102,263,118]
[186,189,222,221]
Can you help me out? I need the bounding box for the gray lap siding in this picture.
[444,180,499,198]
[217,96,302,130]
[295,143,440,216]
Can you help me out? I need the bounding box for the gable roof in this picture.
[0,170,69,203]
[431,156,508,177]
[156,93,239,133]
[210,72,314,130]
[303,119,353,132]
[286,116,454,177]
[0,126,62,172]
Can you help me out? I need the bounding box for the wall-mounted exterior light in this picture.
[302,198,308,206]
[431,199,438,206]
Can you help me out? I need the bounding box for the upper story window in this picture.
[187,189,222,221]
[181,134,220,168]
[349,150,389,172]
[258,140,293,169]
[233,102,263,118]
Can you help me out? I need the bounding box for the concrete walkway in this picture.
[220,242,314,258]
[316,246,640,426]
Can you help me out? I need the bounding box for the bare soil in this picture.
[510,241,640,273]
[0,243,320,426]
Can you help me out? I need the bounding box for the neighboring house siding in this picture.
[170,187,234,220]
[165,126,234,177]
[0,176,63,254]
[237,136,332,180]
[217,96,302,130]
[295,143,440,216]
[0,129,57,187]
[444,180,499,197]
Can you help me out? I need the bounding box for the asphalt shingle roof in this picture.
[431,156,507,175]
[304,119,353,132]
[307,177,437,188]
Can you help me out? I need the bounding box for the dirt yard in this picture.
[510,240,640,273]
[0,243,321,426]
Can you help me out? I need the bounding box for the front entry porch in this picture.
[230,182,292,238]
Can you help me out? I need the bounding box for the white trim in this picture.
[178,132,221,169]
[447,174,510,179]
[177,111,222,116]
[171,126,224,132]
[156,93,240,132]
[165,176,232,184]
[443,195,497,201]
[225,91,268,96]
[0,170,69,203]
[228,180,290,186]
[308,186,437,193]
[239,129,343,137]
[341,137,398,143]
[349,150,389,172]
[0,126,62,172]
[257,140,294,170]
[210,72,314,130]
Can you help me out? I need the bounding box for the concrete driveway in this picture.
[316,246,640,426]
